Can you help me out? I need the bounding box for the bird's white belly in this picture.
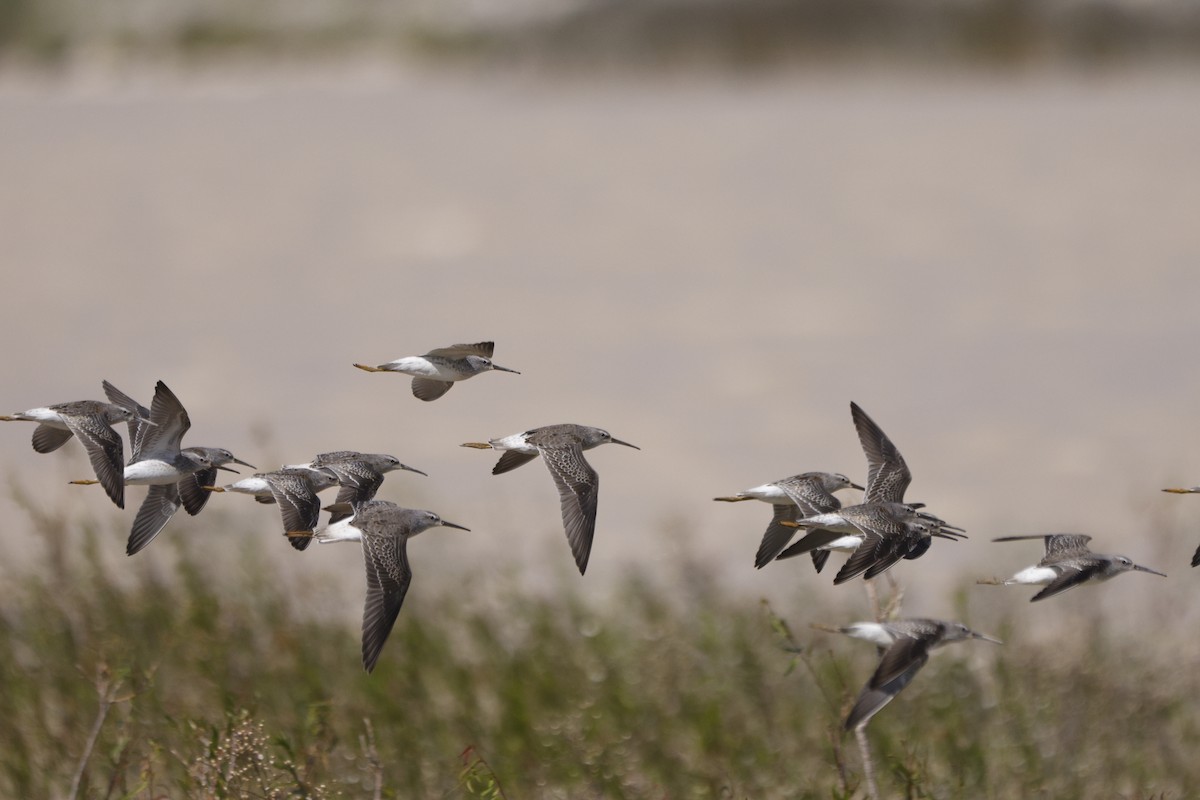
[487,432,538,454]
[381,356,450,379]
[225,476,272,495]
[15,408,68,427]
[737,484,793,503]
[819,535,864,552]
[1005,566,1059,585]
[316,518,362,544]
[840,623,897,648]
[796,512,856,533]
[125,460,185,485]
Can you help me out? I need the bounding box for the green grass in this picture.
[2,488,1198,799]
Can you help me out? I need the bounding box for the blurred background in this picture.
[2,1,1200,797]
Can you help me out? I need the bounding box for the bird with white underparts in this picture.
[461,424,639,575]
[353,341,519,401]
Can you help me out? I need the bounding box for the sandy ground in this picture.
[1,62,1199,636]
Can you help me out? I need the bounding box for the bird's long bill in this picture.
[611,437,640,450]
[440,520,471,532]
[216,465,241,473]
[1134,564,1168,577]
[400,464,429,477]
[972,631,1004,645]
[232,457,256,469]
[932,530,969,541]
[848,482,865,490]
[491,364,521,374]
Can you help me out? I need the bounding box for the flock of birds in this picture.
[714,400,1175,731]
[2,339,1194,732]
[1,342,640,674]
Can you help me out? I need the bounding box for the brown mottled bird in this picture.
[462,424,639,575]
[322,501,469,672]
[817,618,1000,731]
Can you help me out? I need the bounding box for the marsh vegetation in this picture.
[3,486,1197,799]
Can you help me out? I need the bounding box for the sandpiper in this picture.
[303,451,427,524]
[78,381,202,487]
[980,534,1167,601]
[353,341,519,401]
[2,396,144,508]
[102,382,254,509]
[210,465,339,504]
[814,617,1000,731]
[462,424,639,574]
[125,446,253,556]
[1161,486,1200,566]
[777,402,964,583]
[71,382,254,552]
[325,500,469,672]
[208,467,334,551]
[713,472,862,569]
[782,504,965,583]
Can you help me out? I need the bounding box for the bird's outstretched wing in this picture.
[59,412,125,509]
[426,342,494,359]
[411,378,453,402]
[540,441,599,575]
[844,635,932,730]
[360,525,412,673]
[851,402,911,504]
[127,483,182,556]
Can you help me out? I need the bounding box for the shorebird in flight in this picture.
[353,341,519,401]
[70,381,253,554]
[814,617,1000,731]
[979,533,1166,601]
[321,500,469,672]
[2,392,146,509]
[777,402,964,583]
[713,471,862,570]
[462,424,639,574]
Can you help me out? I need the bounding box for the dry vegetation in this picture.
[1,483,1198,799]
